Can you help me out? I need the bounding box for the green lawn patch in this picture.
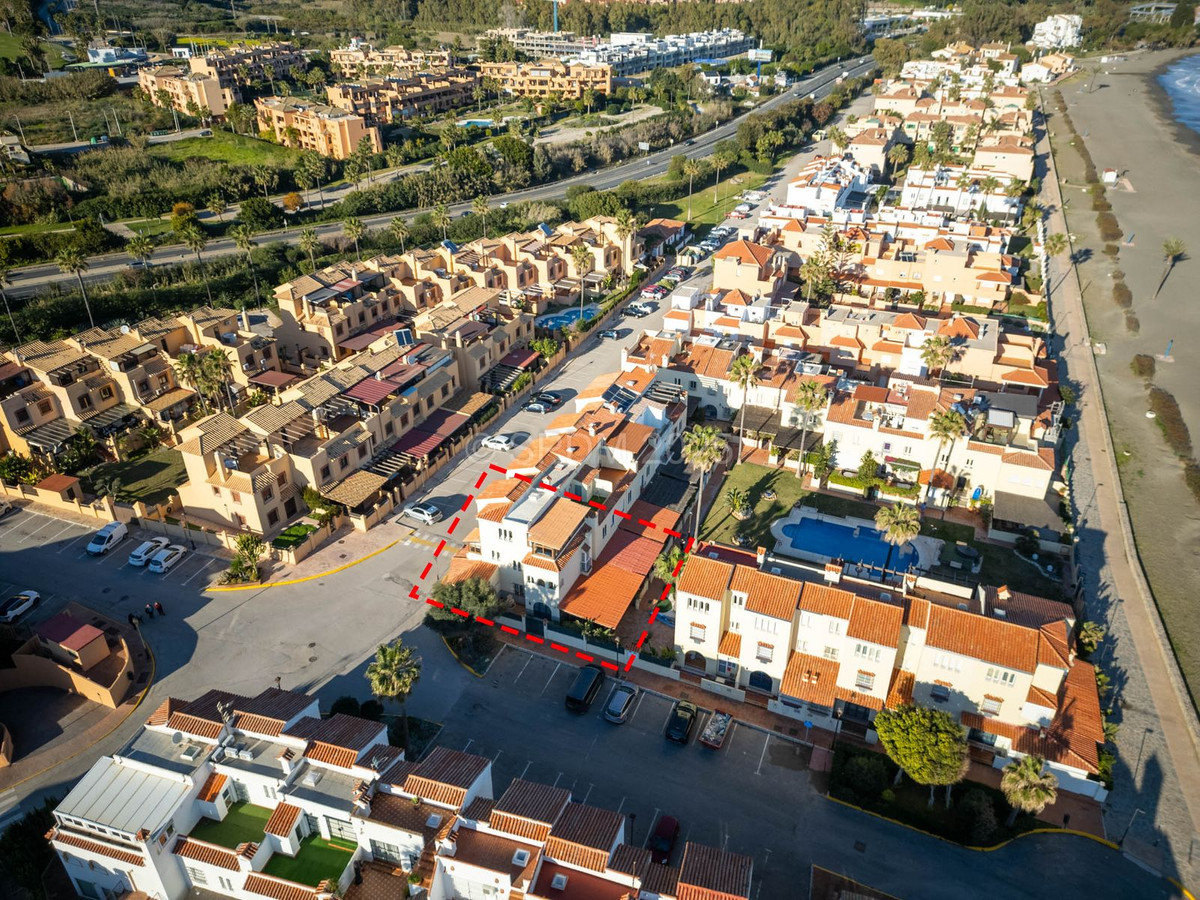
[700,462,804,549]
[78,448,187,506]
[188,803,271,849]
[147,130,304,168]
[272,523,318,550]
[0,221,76,237]
[264,835,356,886]
[125,218,176,238]
[0,34,66,69]
[801,492,878,522]
[641,171,768,227]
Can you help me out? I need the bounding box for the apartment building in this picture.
[138,65,233,117]
[783,154,878,216]
[331,39,453,78]
[175,335,469,534]
[1030,13,1083,49]
[711,240,790,303]
[456,376,687,627]
[254,97,382,160]
[478,59,613,100]
[1019,53,1076,84]
[673,552,1104,796]
[972,134,1035,181]
[899,164,1023,218]
[481,28,751,77]
[189,41,307,92]
[326,70,478,124]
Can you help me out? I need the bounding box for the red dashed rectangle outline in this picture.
[415,464,694,673]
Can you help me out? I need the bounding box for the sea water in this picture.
[1158,53,1200,137]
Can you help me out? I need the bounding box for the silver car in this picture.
[403,503,443,526]
[603,683,639,724]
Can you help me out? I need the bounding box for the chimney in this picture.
[587,422,597,437]
[823,560,842,584]
[997,584,1010,601]
[756,546,766,566]
[277,747,295,775]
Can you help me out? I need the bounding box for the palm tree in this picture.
[928,409,966,486]
[203,348,236,410]
[299,226,320,271]
[682,424,726,537]
[1001,755,1058,827]
[729,353,758,458]
[433,203,451,242]
[710,148,736,204]
[473,195,490,239]
[921,335,954,376]
[0,263,19,344]
[887,142,910,172]
[127,234,153,268]
[1155,237,1186,299]
[793,380,828,480]
[615,207,637,275]
[653,545,686,590]
[180,224,212,304]
[55,246,95,328]
[682,158,704,221]
[230,224,260,306]
[1043,232,1067,257]
[366,639,422,750]
[1077,620,1106,655]
[827,125,848,151]
[175,350,210,414]
[875,503,920,569]
[571,243,592,322]
[725,486,750,518]
[343,216,365,261]
[389,217,410,254]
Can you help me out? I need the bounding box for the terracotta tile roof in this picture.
[234,688,313,735]
[1027,684,1058,708]
[244,874,318,900]
[264,803,302,837]
[285,713,383,766]
[872,340,903,354]
[462,797,495,821]
[607,420,656,454]
[490,779,570,841]
[560,565,646,630]
[620,500,681,535]
[830,335,864,350]
[478,477,528,501]
[731,566,800,621]
[198,772,228,803]
[780,652,840,707]
[167,689,248,739]
[798,582,855,619]
[529,497,591,551]
[644,862,681,895]
[937,316,980,340]
[476,501,513,523]
[982,587,1073,630]
[402,746,490,809]
[1038,620,1072,669]
[714,240,774,268]
[718,631,742,658]
[550,430,601,463]
[678,842,753,900]
[886,668,915,707]
[609,843,652,877]
[676,555,734,602]
[847,598,903,647]
[904,596,931,629]
[545,802,624,872]
[147,697,185,727]
[443,557,499,585]
[925,604,1039,673]
[448,827,541,886]
[357,794,447,839]
[173,836,240,870]
[1001,450,1053,470]
[52,830,142,866]
[918,468,955,490]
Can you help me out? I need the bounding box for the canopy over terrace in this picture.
[248,369,299,396]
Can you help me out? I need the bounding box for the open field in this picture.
[147,130,306,167]
[0,33,66,69]
[642,170,768,228]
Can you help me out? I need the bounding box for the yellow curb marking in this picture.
[206,539,401,592]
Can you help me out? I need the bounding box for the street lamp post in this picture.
[1118,807,1144,847]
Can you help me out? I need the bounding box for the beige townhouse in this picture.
[478,59,613,100]
[330,42,453,78]
[137,66,234,117]
[254,97,382,160]
[325,70,479,124]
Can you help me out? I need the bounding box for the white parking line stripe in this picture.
[755,734,771,775]
[58,534,88,554]
[616,796,627,814]
[519,760,533,780]
[44,523,78,543]
[183,559,218,585]
[722,722,738,755]
[463,738,474,751]
[20,518,58,543]
[513,653,534,683]
[580,783,593,804]
[539,662,561,696]
[552,772,563,787]
[661,706,675,734]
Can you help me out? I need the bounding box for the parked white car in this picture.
[128,537,170,567]
[482,434,516,451]
[0,590,40,623]
[402,503,443,526]
[148,544,187,574]
[0,499,13,517]
[86,521,128,555]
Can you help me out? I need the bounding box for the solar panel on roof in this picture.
[601,384,638,413]
[394,328,415,346]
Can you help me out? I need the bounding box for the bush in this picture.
[1184,461,1200,505]
[1096,212,1123,242]
[841,754,890,803]
[1103,243,1120,257]
[1130,354,1156,379]
[359,699,384,720]
[1148,386,1192,457]
[957,789,999,844]
[1125,313,1140,333]
[1112,281,1133,309]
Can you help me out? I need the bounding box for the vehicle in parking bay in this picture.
[402,502,443,526]
[535,391,564,409]
[86,521,128,555]
[599,329,620,340]
[128,537,170,567]
[565,663,606,713]
[523,399,552,413]
[482,434,516,451]
[148,544,187,574]
[665,700,698,743]
[647,814,681,864]
[0,499,12,517]
[0,590,40,624]
[602,683,638,723]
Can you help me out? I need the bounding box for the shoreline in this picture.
[1144,49,1200,159]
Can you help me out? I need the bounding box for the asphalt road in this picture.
[3,56,875,300]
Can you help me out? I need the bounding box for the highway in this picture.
[5,56,874,300]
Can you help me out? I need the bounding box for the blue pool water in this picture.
[780,517,918,570]
[461,119,496,128]
[536,304,601,331]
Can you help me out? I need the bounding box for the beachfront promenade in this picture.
[1039,58,1200,888]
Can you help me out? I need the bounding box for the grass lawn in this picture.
[641,170,768,228]
[148,129,304,168]
[0,221,76,237]
[264,835,356,886]
[272,523,317,550]
[189,802,271,848]
[698,462,805,549]
[0,33,66,69]
[79,448,187,506]
[125,218,177,238]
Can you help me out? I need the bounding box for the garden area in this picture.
[263,835,356,887]
[271,522,318,551]
[78,447,187,506]
[640,169,769,228]
[189,802,271,848]
[698,462,805,548]
[147,130,306,169]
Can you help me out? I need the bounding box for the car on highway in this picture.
[599,329,620,340]
[482,434,516,451]
[603,683,638,724]
[128,537,171,567]
[402,503,443,526]
[86,521,128,556]
[148,544,187,574]
[665,700,698,743]
[647,814,681,864]
[565,663,606,713]
[0,590,40,624]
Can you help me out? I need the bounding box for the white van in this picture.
[86,521,128,555]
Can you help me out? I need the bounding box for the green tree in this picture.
[180,224,212,304]
[0,796,58,897]
[1000,754,1058,827]
[725,486,750,518]
[230,223,260,306]
[571,243,592,320]
[207,190,227,223]
[887,142,910,172]
[433,203,451,242]
[1043,232,1067,257]
[682,157,704,221]
[472,195,490,239]
[299,225,320,271]
[1155,237,1186,300]
[614,206,638,274]
[389,217,411,254]
[55,246,95,328]
[921,335,954,376]
[343,216,365,261]
[875,503,920,569]
[174,351,210,414]
[530,337,559,358]
[710,147,737,203]
[729,353,758,454]
[682,424,725,537]
[1077,620,1106,655]
[653,544,686,593]
[793,379,828,480]
[928,409,967,481]
[251,164,278,201]
[127,234,153,268]
[203,348,236,410]
[428,576,503,630]
[366,638,422,750]
[874,705,969,807]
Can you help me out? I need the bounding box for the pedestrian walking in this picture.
[154,601,165,616]
[144,603,154,619]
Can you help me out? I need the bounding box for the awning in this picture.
[497,348,538,369]
[82,403,141,435]
[249,370,299,389]
[320,469,389,509]
[391,428,447,460]
[22,417,84,452]
[884,456,921,471]
[415,410,470,438]
[344,377,396,405]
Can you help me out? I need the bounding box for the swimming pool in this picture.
[536,304,601,331]
[780,517,918,570]
[460,119,496,128]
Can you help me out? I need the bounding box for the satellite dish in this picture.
[171,732,183,744]
[120,325,131,334]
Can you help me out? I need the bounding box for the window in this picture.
[211,486,221,496]
[717,659,738,677]
[823,646,839,661]
[277,472,287,487]
[320,465,331,481]
[230,491,241,503]
[980,696,1003,716]
[985,667,1016,686]
[326,817,355,841]
[340,456,350,470]
[799,612,814,628]
[14,408,29,424]
[933,652,962,673]
[689,623,706,643]
[828,619,844,635]
[756,642,773,663]
[267,509,280,527]
[218,877,234,891]
[186,867,207,885]
[930,683,950,702]
[263,784,277,799]
[686,597,710,613]
[262,485,274,502]
[99,386,113,400]
[370,838,404,865]
[854,643,882,663]
[855,671,875,691]
[384,422,393,436]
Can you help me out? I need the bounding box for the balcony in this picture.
[263,835,357,887]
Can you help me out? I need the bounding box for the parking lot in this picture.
[435,647,818,897]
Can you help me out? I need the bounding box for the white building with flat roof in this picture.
[1030,14,1083,49]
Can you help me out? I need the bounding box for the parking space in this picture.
[434,648,816,892]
